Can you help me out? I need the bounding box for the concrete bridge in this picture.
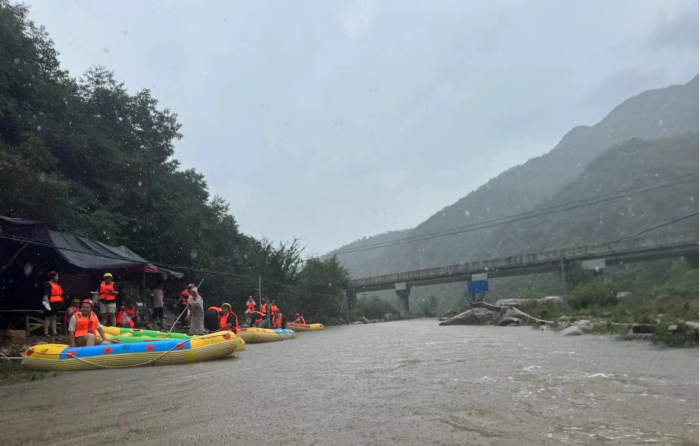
[347,233,699,317]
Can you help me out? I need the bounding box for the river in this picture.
[0,320,697,445]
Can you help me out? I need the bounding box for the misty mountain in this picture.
[333,76,699,278]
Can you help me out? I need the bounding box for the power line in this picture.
[323,174,697,257]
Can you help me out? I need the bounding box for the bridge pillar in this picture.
[395,286,410,318]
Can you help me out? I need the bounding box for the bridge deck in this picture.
[348,233,698,293]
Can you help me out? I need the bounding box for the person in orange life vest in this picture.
[248,310,264,327]
[178,284,194,328]
[64,298,80,328]
[257,297,271,329]
[68,300,108,347]
[205,306,222,332]
[42,271,63,337]
[270,299,279,313]
[243,296,256,326]
[91,273,118,326]
[219,303,238,333]
[125,299,139,326]
[116,305,134,328]
[293,313,306,324]
[271,308,283,329]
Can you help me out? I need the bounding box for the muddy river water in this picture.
[1,320,697,445]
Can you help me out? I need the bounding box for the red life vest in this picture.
[208,306,222,315]
[260,303,270,316]
[46,281,64,303]
[74,312,99,338]
[125,306,137,317]
[295,316,306,324]
[246,301,255,312]
[178,290,191,306]
[271,304,279,313]
[99,282,116,302]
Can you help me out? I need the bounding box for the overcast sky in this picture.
[25,0,699,256]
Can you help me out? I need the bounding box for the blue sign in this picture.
[468,280,489,293]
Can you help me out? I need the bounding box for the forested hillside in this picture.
[0,1,348,319]
[334,76,699,278]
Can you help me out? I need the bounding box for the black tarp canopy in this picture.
[0,216,182,277]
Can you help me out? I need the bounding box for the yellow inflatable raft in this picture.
[236,328,296,344]
[286,322,324,332]
[21,332,238,371]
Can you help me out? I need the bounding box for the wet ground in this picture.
[0,320,697,445]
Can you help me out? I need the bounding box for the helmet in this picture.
[71,298,80,305]
[47,271,58,279]
[222,303,232,310]
[187,283,195,289]
[103,273,113,278]
[261,297,266,302]
[81,299,94,308]
[295,313,299,317]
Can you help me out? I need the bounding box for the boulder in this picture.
[538,296,564,308]
[632,323,655,334]
[369,319,379,323]
[7,330,26,341]
[439,307,497,326]
[352,321,363,325]
[440,309,458,318]
[491,308,528,326]
[560,326,584,336]
[361,316,370,324]
[576,320,593,333]
[616,291,636,303]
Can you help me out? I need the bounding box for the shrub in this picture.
[350,297,397,321]
[569,280,617,309]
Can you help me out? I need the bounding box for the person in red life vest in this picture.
[125,299,139,326]
[68,299,108,347]
[205,306,222,332]
[91,273,118,327]
[270,299,279,313]
[42,271,63,337]
[271,308,283,329]
[219,303,238,333]
[64,298,81,328]
[293,313,306,324]
[249,310,264,327]
[116,305,134,328]
[178,284,194,328]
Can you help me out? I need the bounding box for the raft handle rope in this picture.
[24,331,238,370]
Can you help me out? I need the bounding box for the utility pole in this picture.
[559,257,568,309]
[258,275,262,312]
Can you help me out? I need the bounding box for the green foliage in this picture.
[351,296,397,321]
[654,262,699,297]
[568,279,618,309]
[0,1,348,317]
[283,255,351,321]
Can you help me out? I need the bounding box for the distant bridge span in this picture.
[346,233,699,317]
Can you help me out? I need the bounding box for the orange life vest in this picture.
[178,290,191,306]
[74,312,99,338]
[219,312,238,332]
[271,304,279,313]
[246,301,255,312]
[46,281,64,303]
[125,306,137,317]
[271,313,283,329]
[260,303,269,315]
[295,316,306,324]
[116,311,134,328]
[99,281,116,302]
[208,306,222,315]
